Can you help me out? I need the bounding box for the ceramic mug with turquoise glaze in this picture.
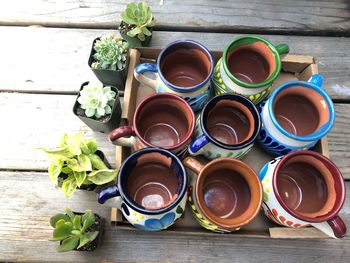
[97,148,188,231]
[213,36,289,104]
[257,74,335,156]
[134,40,214,112]
[188,94,261,160]
[259,150,346,238]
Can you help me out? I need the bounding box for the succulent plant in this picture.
[50,209,99,252]
[92,34,128,71]
[77,82,116,119]
[40,132,118,197]
[120,2,155,41]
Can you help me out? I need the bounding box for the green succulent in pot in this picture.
[40,132,118,197]
[50,208,102,252]
[119,2,155,47]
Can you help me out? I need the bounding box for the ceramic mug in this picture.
[134,40,214,112]
[259,150,346,238]
[212,36,289,104]
[188,94,261,160]
[183,157,262,232]
[258,74,335,156]
[98,148,188,231]
[109,93,195,155]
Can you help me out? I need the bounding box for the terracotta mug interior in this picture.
[272,85,330,136]
[226,41,276,84]
[125,151,182,210]
[205,99,255,145]
[194,158,262,228]
[159,41,212,87]
[135,94,194,148]
[274,151,344,221]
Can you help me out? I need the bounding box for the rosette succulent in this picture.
[120,2,155,41]
[77,82,116,119]
[50,209,100,252]
[91,34,128,71]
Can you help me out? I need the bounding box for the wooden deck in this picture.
[1,0,350,262]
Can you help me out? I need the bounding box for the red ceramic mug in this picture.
[259,150,346,238]
[109,93,195,155]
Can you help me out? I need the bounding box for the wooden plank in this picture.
[1,0,350,35]
[0,171,350,262]
[0,92,350,179]
[1,26,350,100]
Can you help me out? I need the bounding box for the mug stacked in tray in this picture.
[97,37,346,238]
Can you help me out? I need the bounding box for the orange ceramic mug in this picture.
[183,157,262,232]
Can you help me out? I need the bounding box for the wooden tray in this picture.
[111,47,330,239]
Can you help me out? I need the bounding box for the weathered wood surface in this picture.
[1,26,350,100]
[1,0,350,36]
[0,171,350,262]
[0,92,349,179]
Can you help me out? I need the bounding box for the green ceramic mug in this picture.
[213,36,289,104]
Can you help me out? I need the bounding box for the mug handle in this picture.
[183,157,204,185]
[311,215,347,239]
[188,134,210,155]
[97,185,123,209]
[108,125,136,147]
[308,74,324,87]
[275,43,290,55]
[134,63,158,90]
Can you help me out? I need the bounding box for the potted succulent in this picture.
[119,2,155,48]
[41,132,118,197]
[50,208,104,252]
[73,81,122,133]
[88,33,129,88]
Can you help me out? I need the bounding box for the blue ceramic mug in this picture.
[134,40,214,112]
[97,148,188,231]
[258,74,335,156]
[188,94,261,160]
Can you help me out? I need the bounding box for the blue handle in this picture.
[189,134,210,153]
[309,74,323,87]
[97,185,120,204]
[135,63,158,74]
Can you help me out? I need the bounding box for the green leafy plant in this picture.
[91,34,129,71]
[50,209,99,252]
[120,2,155,41]
[77,82,116,119]
[41,132,118,197]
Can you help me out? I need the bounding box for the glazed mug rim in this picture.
[134,93,195,149]
[157,39,214,93]
[193,157,262,229]
[268,80,335,142]
[118,148,188,215]
[272,150,346,223]
[222,36,284,89]
[200,94,261,150]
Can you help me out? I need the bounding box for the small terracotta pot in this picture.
[184,157,262,233]
[108,93,195,155]
[259,150,346,238]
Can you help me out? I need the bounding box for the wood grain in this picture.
[1,92,349,179]
[1,0,350,35]
[1,26,350,100]
[0,171,349,262]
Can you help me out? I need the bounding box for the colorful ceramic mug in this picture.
[258,74,335,156]
[98,148,188,231]
[212,36,289,104]
[188,94,261,160]
[109,93,195,155]
[259,150,346,238]
[184,157,262,232]
[134,40,214,112]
